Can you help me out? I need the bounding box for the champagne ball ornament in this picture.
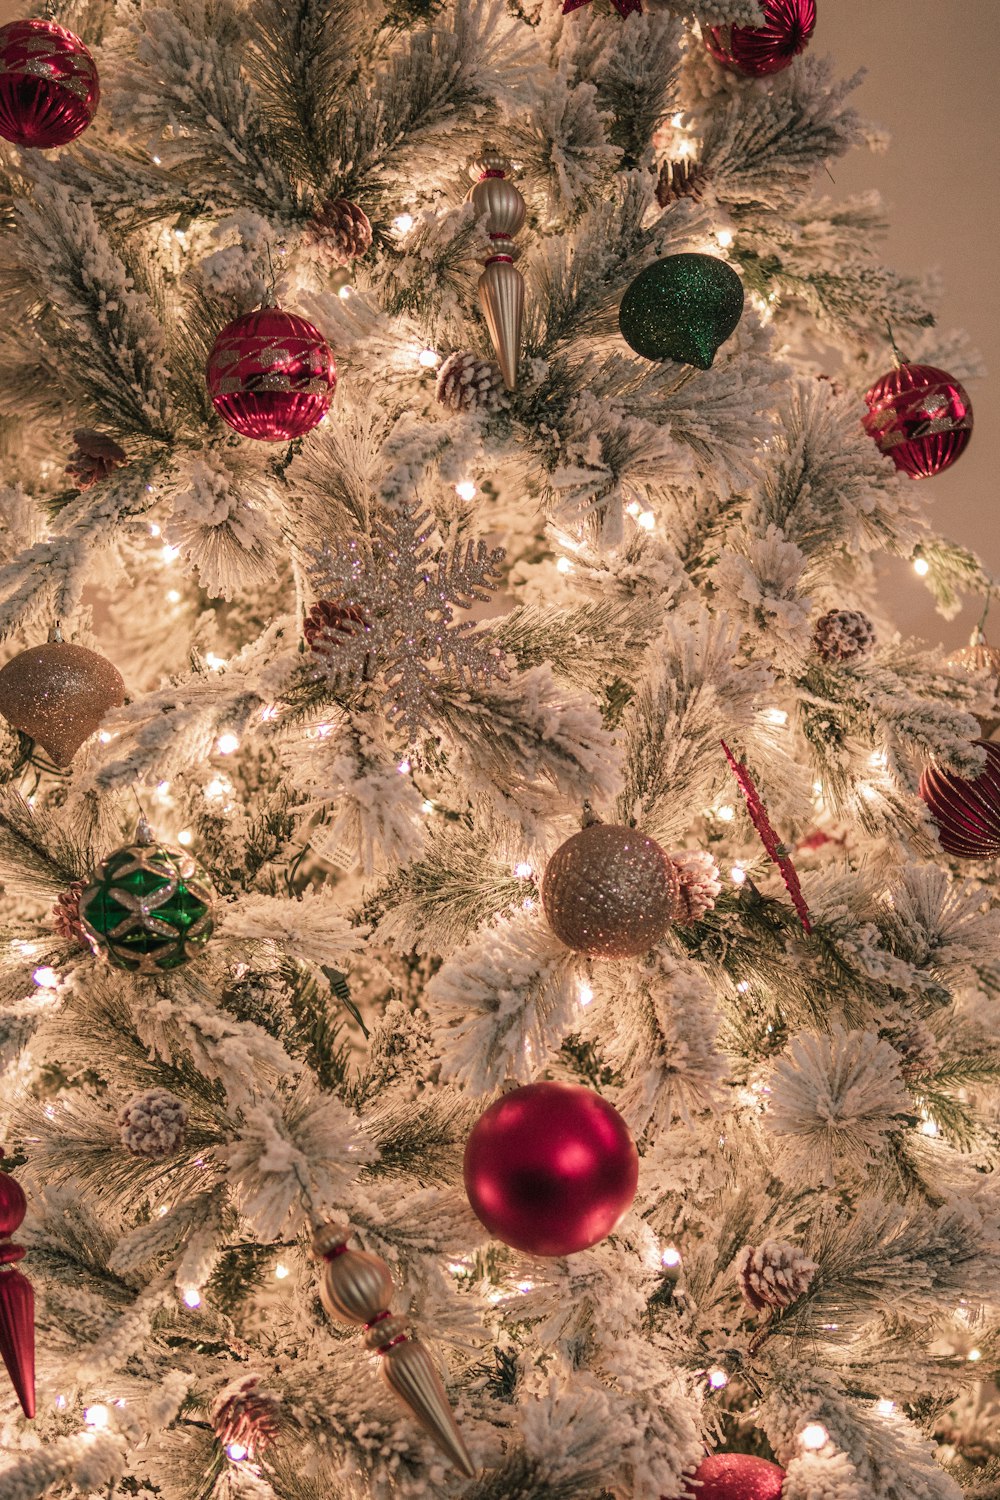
[919,741,1000,859]
[0,635,124,766]
[862,362,973,479]
[682,1454,786,1500]
[619,254,744,370]
[464,1081,639,1256]
[705,0,816,77]
[80,818,215,973]
[542,822,679,959]
[0,18,99,149]
[946,627,1000,739]
[311,1224,475,1477]
[206,304,336,442]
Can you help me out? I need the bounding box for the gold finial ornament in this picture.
[311,1225,475,1478]
[467,145,525,391]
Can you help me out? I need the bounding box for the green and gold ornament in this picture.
[619,252,744,369]
[80,819,214,973]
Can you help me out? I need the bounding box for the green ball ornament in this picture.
[618,252,744,369]
[80,819,215,974]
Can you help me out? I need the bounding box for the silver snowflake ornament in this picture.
[305,502,507,743]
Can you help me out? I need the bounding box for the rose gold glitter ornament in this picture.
[312,1224,475,1477]
[542,821,679,959]
[0,638,124,766]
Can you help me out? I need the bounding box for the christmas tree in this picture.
[0,2,997,1498]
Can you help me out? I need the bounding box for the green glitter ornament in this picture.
[618,252,744,369]
[80,819,215,974]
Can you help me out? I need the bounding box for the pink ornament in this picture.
[464,1081,638,1257]
[862,362,972,479]
[705,0,815,77]
[0,19,99,149]
[682,1454,786,1500]
[919,740,1000,859]
[0,1151,34,1419]
[206,307,336,443]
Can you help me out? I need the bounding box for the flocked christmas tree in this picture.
[0,1,997,1497]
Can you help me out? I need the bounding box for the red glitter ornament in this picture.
[862,362,973,479]
[919,740,1000,859]
[464,1081,639,1257]
[0,19,99,149]
[206,306,336,443]
[682,1454,786,1500]
[705,0,815,77]
[0,1150,34,1419]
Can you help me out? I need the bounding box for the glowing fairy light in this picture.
[216,732,240,755]
[338,285,352,300]
[736,980,750,994]
[182,1287,201,1308]
[205,652,226,671]
[715,229,734,249]
[625,499,641,518]
[637,510,656,531]
[556,556,574,574]
[514,862,533,878]
[920,1116,939,1137]
[418,348,440,369]
[876,1399,895,1416]
[764,708,788,726]
[149,523,161,537]
[177,829,194,847]
[166,589,181,604]
[913,555,930,577]
[799,1423,829,1450]
[160,543,180,564]
[708,1369,729,1390]
[731,866,747,886]
[32,967,59,989]
[968,1348,982,1362]
[84,1404,110,1429]
[455,480,477,501]
[578,981,594,1007]
[422,799,435,814]
[393,213,414,233]
[716,804,735,822]
[661,1246,681,1268]
[397,758,411,774]
[274,1263,290,1280]
[671,112,684,128]
[226,1442,248,1462]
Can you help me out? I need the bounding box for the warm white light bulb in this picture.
[799,1423,829,1450]
[394,213,414,233]
[338,285,352,300]
[226,1442,248,1462]
[968,1347,982,1362]
[182,1287,201,1308]
[421,799,435,814]
[166,589,181,604]
[708,1369,729,1390]
[514,862,533,879]
[556,556,574,574]
[397,758,411,775]
[418,348,440,369]
[177,829,194,847]
[661,1246,682,1268]
[32,966,59,989]
[161,543,180,564]
[216,732,240,755]
[764,708,788,726]
[913,556,930,577]
[274,1262,290,1280]
[715,228,734,249]
[716,804,735,822]
[149,523,161,537]
[637,510,656,531]
[84,1404,110,1429]
[876,1399,895,1416]
[578,981,594,1008]
[455,480,477,501]
[731,866,747,886]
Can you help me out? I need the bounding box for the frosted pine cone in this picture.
[435,351,505,413]
[311,197,373,266]
[52,879,87,945]
[656,157,706,208]
[736,1240,818,1312]
[66,430,128,490]
[670,850,722,924]
[213,1375,281,1459]
[813,609,876,664]
[118,1088,188,1159]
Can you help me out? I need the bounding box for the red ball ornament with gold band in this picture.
[704,0,815,78]
[862,361,973,479]
[0,19,99,149]
[206,305,336,443]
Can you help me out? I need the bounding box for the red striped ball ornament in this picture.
[206,306,336,442]
[0,19,99,148]
[704,0,815,77]
[862,362,972,479]
[919,741,1000,859]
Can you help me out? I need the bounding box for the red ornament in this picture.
[862,362,973,479]
[464,1081,639,1257]
[206,306,336,443]
[0,19,99,149]
[705,0,815,77]
[682,1454,786,1500]
[919,740,1000,859]
[0,1150,34,1419]
[721,740,812,932]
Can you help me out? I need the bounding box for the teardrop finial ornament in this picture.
[0,1151,34,1419]
[466,144,525,391]
[311,1225,475,1477]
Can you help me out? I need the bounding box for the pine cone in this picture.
[66,430,128,491]
[435,351,505,414]
[656,157,706,209]
[736,1240,818,1312]
[213,1376,281,1459]
[117,1088,188,1159]
[52,879,87,945]
[813,609,876,664]
[670,850,722,924]
[311,197,373,266]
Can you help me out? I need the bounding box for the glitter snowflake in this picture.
[305,502,507,743]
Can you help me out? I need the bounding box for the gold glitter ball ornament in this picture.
[542,823,679,959]
[0,640,124,765]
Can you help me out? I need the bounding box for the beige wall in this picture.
[0,2,996,648]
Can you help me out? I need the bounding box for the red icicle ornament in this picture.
[705,0,815,77]
[0,1150,34,1418]
[721,740,812,932]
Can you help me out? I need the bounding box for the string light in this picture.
[84,1404,110,1429]
[516,1280,535,1294]
[764,708,788,726]
[204,776,233,804]
[637,510,656,531]
[731,866,747,886]
[338,285,352,300]
[166,589,181,604]
[98,730,113,744]
[421,799,435,814]
[32,967,59,989]
[205,652,226,671]
[913,555,930,577]
[160,543,180,564]
[556,556,574,574]
[715,228,734,249]
[216,731,240,755]
[671,112,684,128]
[455,480,477,501]
[799,1423,829,1450]
[397,758,411,775]
[177,829,193,847]
[149,523,161,537]
[151,154,162,165]
[708,1369,729,1390]
[182,1287,201,1308]
[418,348,440,369]
[876,1399,895,1416]
[920,1116,939,1138]
[736,980,750,993]
[514,862,533,879]
[226,1442,248,1462]
[274,1263,290,1280]
[393,213,414,233]
[661,1246,681,1268]
[578,981,594,1008]
[716,804,735,822]
[967,1347,982,1362]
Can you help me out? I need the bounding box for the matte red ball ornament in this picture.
[919,740,1000,859]
[682,1454,786,1500]
[705,0,815,76]
[206,306,336,442]
[0,1150,34,1419]
[862,362,972,479]
[0,19,99,149]
[463,1081,639,1257]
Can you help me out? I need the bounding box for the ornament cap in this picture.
[134,816,155,847]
